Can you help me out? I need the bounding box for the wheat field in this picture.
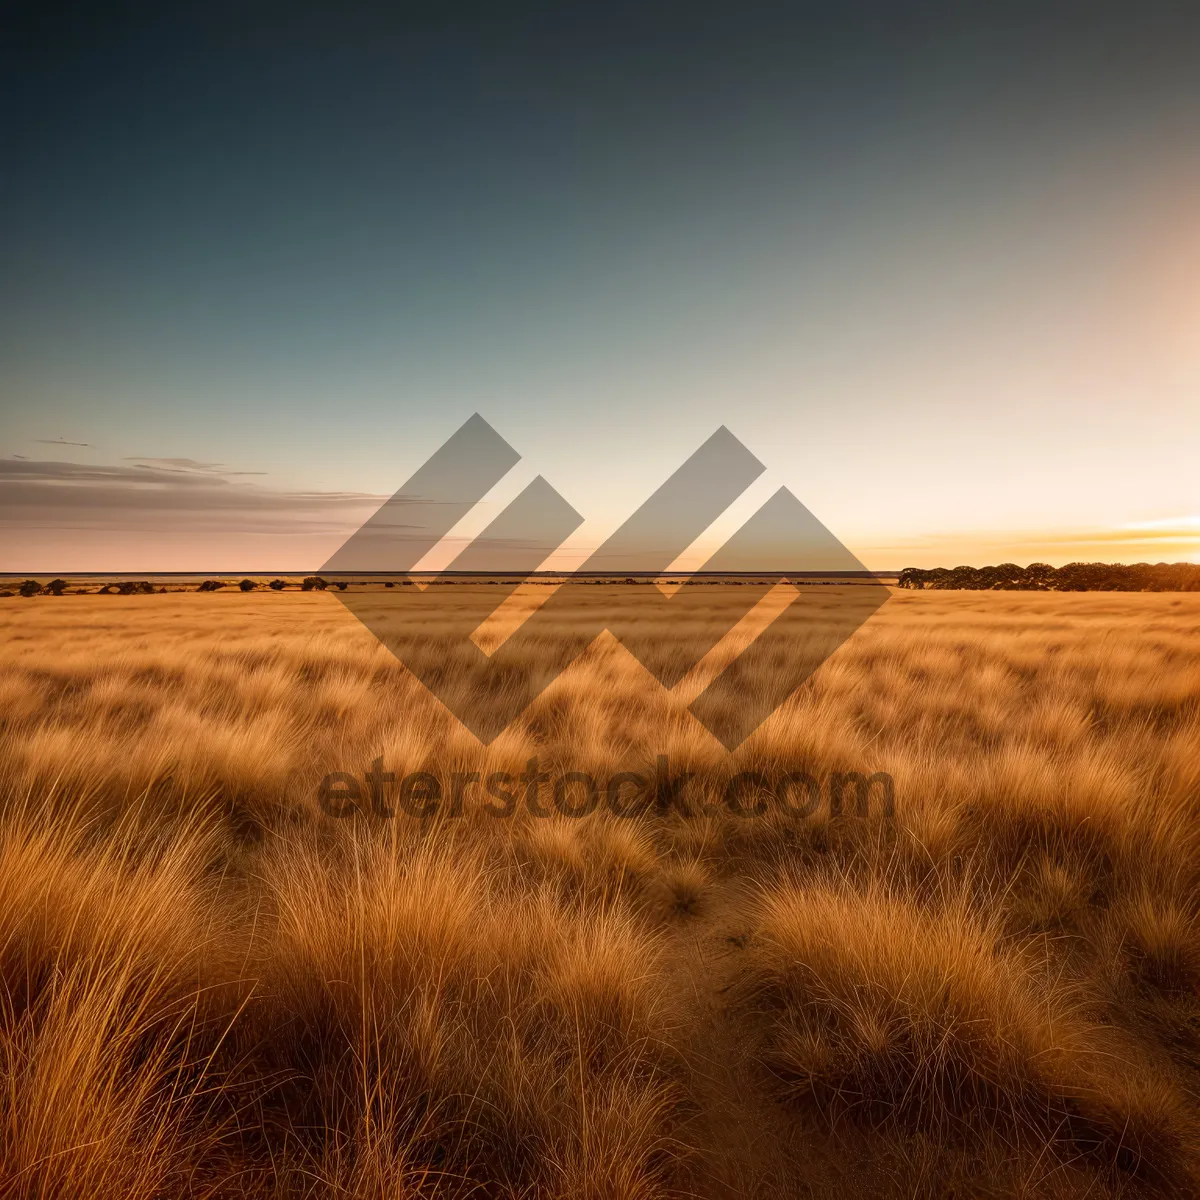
[1,585,1199,1198]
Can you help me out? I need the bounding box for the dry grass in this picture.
[1,585,1199,1197]
[749,882,1191,1177]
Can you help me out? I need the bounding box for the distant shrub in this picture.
[301,576,327,591]
[238,578,257,592]
[197,580,225,592]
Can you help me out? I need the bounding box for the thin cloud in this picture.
[0,457,386,536]
[124,456,267,477]
[1120,515,1200,531]
[35,437,93,448]
[854,522,1200,570]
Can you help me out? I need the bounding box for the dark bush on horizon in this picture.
[301,576,327,591]
[897,562,1200,591]
[197,579,225,592]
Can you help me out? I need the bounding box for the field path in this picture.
[658,876,832,1200]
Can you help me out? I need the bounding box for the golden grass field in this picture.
[1,584,1199,1198]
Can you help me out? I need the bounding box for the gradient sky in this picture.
[3,4,1199,571]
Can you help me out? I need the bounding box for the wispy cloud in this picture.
[0,457,385,536]
[1120,514,1200,532]
[123,456,267,477]
[35,437,93,448]
[855,520,1200,569]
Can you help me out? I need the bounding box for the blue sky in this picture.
[3,5,1199,571]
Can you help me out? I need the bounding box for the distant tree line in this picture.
[4,576,360,595]
[9,564,1198,597]
[896,562,1200,591]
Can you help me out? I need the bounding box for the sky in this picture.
[3,3,1199,572]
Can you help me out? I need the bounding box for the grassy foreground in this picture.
[1,586,1199,1198]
